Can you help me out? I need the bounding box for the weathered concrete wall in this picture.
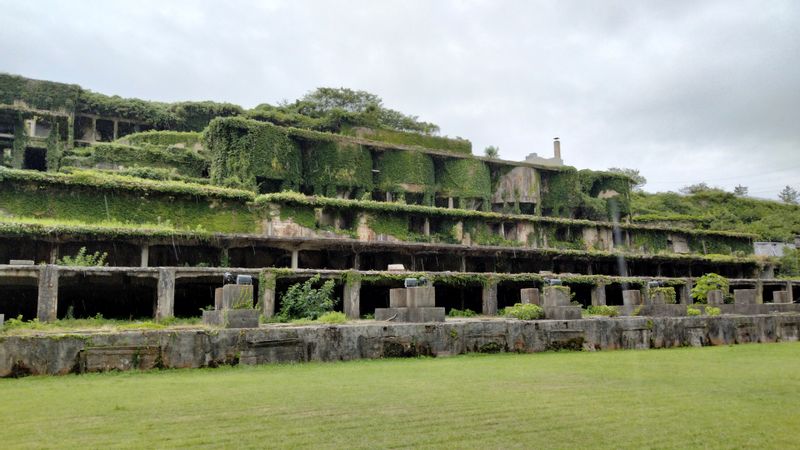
[2,314,799,377]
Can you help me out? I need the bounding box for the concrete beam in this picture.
[343,277,361,319]
[155,268,176,321]
[36,265,59,322]
[482,283,498,316]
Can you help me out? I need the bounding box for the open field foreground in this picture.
[2,343,800,449]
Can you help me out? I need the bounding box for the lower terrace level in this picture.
[0,265,796,323]
[0,234,763,280]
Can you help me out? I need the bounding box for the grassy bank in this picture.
[1,343,798,448]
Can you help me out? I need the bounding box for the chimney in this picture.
[553,137,561,160]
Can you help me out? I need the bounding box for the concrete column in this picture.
[37,265,59,322]
[786,281,794,303]
[423,218,430,236]
[591,282,607,306]
[353,253,361,270]
[91,117,97,142]
[755,280,764,304]
[261,272,276,318]
[155,268,176,321]
[448,197,454,209]
[220,247,229,267]
[586,263,593,275]
[460,256,466,272]
[343,277,361,319]
[113,120,119,140]
[680,280,694,305]
[482,283,498,316]
[291,250,299,269]
[49,246,59,264]
[140,245,149,268]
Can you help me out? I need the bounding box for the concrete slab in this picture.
[543,306,582,320]
[622,290,643,306]
[520,288,541,306]
[203,309,260,328]
[734,289,758,305]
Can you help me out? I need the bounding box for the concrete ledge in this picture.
[374,307,445,322]
[543,306,582,320]
[3,313,800,376]
[202,309,260,328]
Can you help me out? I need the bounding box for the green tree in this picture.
[778,186,798,205]
[690,273,729,304]
[607,167,646,191]
[733,185,748,197]
[484,145,499,159]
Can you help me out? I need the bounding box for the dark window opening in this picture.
[174,279,219,318]
[58,275,155,320]
[436,283,483,314]
[228,247,291,269]
[23,147,47,171]
[0,285,38,320]
[257,178,283,194]
[96,119,115,142]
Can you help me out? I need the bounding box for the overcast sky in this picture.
[1,0,798,197]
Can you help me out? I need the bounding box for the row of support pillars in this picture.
[24,265,798,322]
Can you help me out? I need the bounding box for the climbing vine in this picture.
[302,138,373,196]
[437,158,491,205]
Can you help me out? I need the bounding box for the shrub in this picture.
[56,247,108,267]
[448,308,477,317]
[687,307,701,316]
[317,311,347,324]
[277,275,338,321]
[705,306,721,316]
[586,305,619,317]
[501,303,544,320]
[649,287,677,304]
[691,273,729,304]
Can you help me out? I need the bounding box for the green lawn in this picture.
[2,343,799,449]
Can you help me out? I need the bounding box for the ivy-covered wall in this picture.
[437,158,491,202]
[0,74,81,111]
[302,138,373,197]
[342,126,472,154]
[375,150,435,198]
[205,117,302,190]
[540,168,632,221]
[62,143,208,177]
[119,130,203,149]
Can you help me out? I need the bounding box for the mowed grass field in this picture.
[2,343,799,449]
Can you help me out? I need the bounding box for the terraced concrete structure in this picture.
[0,73,798,373]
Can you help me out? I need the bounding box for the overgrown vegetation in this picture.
[649,287,677,304]
[56,247,108,267]
[277,275,339,321]
[501,303,544,320]
[632,189,800,242]
[586,305,619,317]
[691,273,729,304]
[447,308,477,317]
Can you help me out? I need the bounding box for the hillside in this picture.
[632,190,800,242]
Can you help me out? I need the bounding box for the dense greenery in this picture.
[56,246,108,267]
[343,126,472,154]
[779,248,800,278]
[437,158,491,204]
[649,286,677,304]
[168,101,243,132]
[302,138,373,196]
[119,130,203,148]
[691,273,729,304]
[277,275,339,321]
[501,303,545,320]
[632,190,800,242]
[540,168,632,220]
[205,117,302,190]
[62,143,208,177]
[375,150,435,200]
[0,73,81,111]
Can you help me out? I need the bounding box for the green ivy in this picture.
[63,143,208,177]
[205,117,302,190]
[437,158,491,202]
[302,138,373,196]
[375,150,435,199]
[0,73,81,111]
[119,130,204,148]
[342,126,472,154]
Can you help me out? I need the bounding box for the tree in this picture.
[778,185,798,204]
[607,168,646,191]
[484,145,499,159]
[679,182,711,195]
[733,185,748,197]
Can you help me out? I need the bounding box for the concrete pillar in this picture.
[37,265,59,322]
[520,288,541,306]
[343,277,361,319]
[707,289,724,306]
[543,286,571,307]
[460,256,466,272]
[482,283,498,316]
[220,247,229,267]
[448,197,454,209]
[622,290,643,306]
[786,281,794,303]
[291,250,299,269]
[91,117,97,142]
[773,291,790,304]
[734,289,758,305]
[591,282,607,306]
[423,218,430,236]
[49,246,59,264]
[140,245,149,268]
[113,120,118,140]
[353,253,361,270]
[755,280,764,304]
[155,268,176,321]
[261,272,276,318]
[680,280,694,305]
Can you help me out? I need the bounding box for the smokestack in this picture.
[553,137,561,160]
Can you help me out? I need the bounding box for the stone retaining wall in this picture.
[2,314,799,377]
